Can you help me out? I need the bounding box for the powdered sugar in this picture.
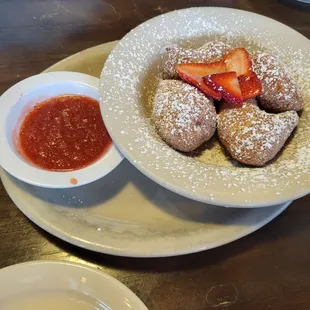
[161,41,231,79]
[253,52,304,112]
[152,80,216,152]
[100,7,310,207]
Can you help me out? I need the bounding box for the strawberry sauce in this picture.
[19,95,111,171]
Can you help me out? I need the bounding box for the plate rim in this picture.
[1,167,291,257]
[0,260,148,310]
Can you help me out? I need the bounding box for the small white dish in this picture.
[0,261,148,310]
[0,71,123,188]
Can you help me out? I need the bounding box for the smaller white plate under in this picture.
[0,42,291,257]
[0,164,290,257]
[0,261,148,310]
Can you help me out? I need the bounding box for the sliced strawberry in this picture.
[238,71,262,100]
[203,72,243,105]
[224,48,252,77]
[175,62,226,100]
[177,71,221,100]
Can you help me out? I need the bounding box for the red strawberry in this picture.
[224,48,252,77]
[175,62,226,100]
[238,71,262,100]
[203,72,243,105]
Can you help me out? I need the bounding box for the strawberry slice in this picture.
[224,48,262,99]
[238,71,262,100]
[203,72,243,105]
[224,48,252,77]
[175,62,226,100]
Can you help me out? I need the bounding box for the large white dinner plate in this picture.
[0,164,290,257]
[0,42,291,257]
[0,261,148,310]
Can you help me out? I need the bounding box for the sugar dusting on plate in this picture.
[100,8,310,206]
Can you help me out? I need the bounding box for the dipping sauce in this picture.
[19,95,112,171]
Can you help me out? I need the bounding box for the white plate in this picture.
[0,42,291,257]
[0,261,148,310]
[0,166,291,257]
[0,71,123,188]
[100,7,310,207]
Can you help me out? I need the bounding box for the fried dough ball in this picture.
[217,99,299,166]
[162,41,232,79]
[253,52,304,112]
[153,80,217,152]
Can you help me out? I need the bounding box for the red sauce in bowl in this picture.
[19,95,112,171]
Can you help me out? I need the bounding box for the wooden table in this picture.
[1,1,310,309]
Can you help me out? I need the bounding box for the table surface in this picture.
[1,0,310,309]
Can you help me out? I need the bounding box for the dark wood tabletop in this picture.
[1,0,310,309]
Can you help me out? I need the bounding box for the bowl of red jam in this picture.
[0,71,123,188]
